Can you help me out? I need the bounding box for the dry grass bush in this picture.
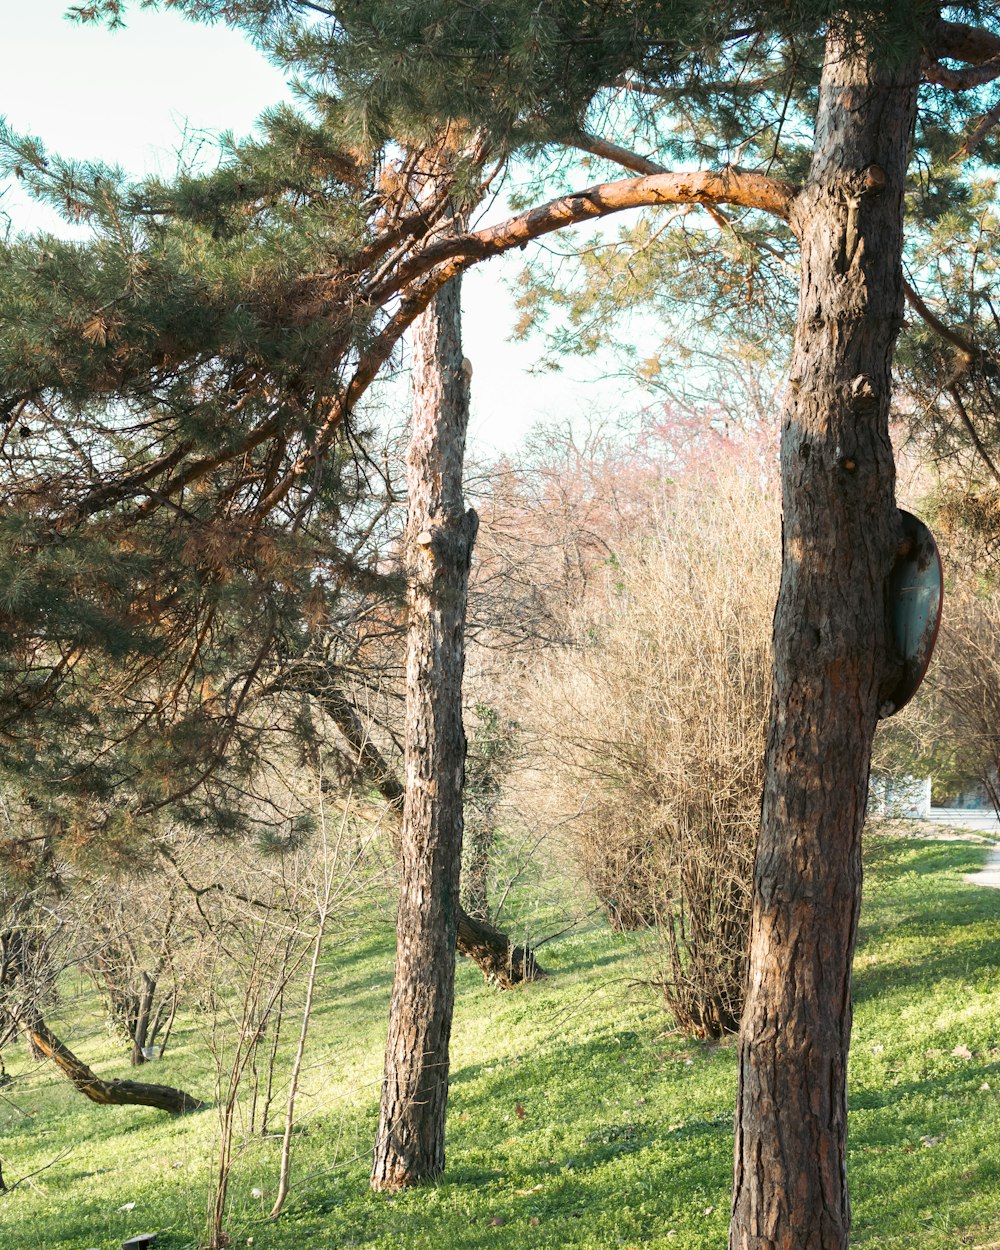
[913,564,1000,809]
[871,477,1000,809]
[514,454,778,1037]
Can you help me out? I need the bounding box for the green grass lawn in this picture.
[1,836,998,1250]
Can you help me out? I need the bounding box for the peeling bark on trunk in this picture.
[370,275,477,1190]
[19,1012,205,1114]
[318,686,544,987]
[730,22,918,1250]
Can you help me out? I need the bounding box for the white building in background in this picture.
[868,775,932,819]
[868,774,1000,835]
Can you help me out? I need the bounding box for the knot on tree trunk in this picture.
[412,508,479,571]
[849,373,879,415]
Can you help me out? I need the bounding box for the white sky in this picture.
[0,1,647,455]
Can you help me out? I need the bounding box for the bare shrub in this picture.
[913,552,1000,809]
[73,873,190,1065]
[516,452,777,1037]
[869,484,1000,812]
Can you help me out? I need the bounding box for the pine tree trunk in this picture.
[730,22,918,1250]
[370,275,477,1190]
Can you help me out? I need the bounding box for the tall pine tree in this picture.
[5,2,1000,1244]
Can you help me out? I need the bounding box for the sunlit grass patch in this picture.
[0,836,997,1249]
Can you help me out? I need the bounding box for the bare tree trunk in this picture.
[259,984,284,1138]
[130,970,156,1066]
[730,20,919,1250]
[454,908,541,987]
[18,1011,205,1114]
[370,275,476,1191]
[317,686,544,987]
[153,986,178,1059]
[270,896,329,1217]
[208,1094,237,1250]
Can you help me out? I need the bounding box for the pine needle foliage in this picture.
[0,0,995,861]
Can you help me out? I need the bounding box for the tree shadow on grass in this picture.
[853,926,1000,1005]
[855,841,1000,1005]
[339,1106,735,1250]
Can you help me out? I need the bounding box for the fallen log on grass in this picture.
[19,1012,205,1114]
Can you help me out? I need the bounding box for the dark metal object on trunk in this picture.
[881,509,943,717]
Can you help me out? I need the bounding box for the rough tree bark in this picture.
[370,273,477,1190]
[730,19,919,1250]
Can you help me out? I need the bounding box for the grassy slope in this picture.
[0,837,998,1250]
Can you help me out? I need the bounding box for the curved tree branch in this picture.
[948,382,1000,489]
[902,279,1000,486]
[565,130,740,234]
[566,129,668,176]
[17,1010,205,1114]
[903,279,976,363]
[931,18,1000,66]
[922,55,1000,90]
[956,98,1000,158]
[248,162,799,511]
[24,161,797,526]
[374,165,797,305]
